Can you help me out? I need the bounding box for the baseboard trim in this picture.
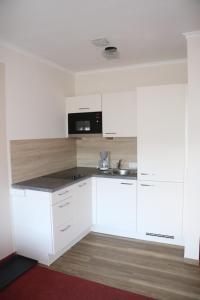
[92,226,184,246]
[184,257,199,266]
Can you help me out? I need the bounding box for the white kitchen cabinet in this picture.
[137,181,183,240]
[95,178,137,237]
[66,94,102,113]
[102,91,137,137]
[75,178,92,235]
[137,84,186,182]
[12,189,54,265]
[12,182,92,265]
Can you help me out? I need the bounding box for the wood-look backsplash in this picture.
[76,137,137,169]
[10,138,76,183]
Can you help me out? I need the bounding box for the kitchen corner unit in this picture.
[11,83,186,266]
[11,168,137,265]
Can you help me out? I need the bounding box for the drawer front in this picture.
[52,186,73,205]
[53,220,74,253]
[52,195,74,228]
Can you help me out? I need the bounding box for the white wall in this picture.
[0,44,75,140]
[184,33,200,260]
[0,63,13,259]
[0,45,75,258]
[75,60,187,94]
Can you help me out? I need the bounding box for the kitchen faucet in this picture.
[117,159,123,169]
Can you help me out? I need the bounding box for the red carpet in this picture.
[0,265,152,300]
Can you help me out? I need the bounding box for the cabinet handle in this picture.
[140,173,155,176]
[140,184,155,187]
[59,201,70,208]
[79,107,90,110]
[58,190,69,196]
[60,225,71,232]
[78,182,87,187]
[105,132,116,135]
[121,182,133,185]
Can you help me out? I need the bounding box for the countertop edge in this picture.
[12,173,137,193]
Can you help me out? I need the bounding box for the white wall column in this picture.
[0,63,13,259]
[184,32,200,260]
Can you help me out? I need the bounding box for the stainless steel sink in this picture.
[101,169,113,175]
[100,168,136,176]
[113,169,130,176]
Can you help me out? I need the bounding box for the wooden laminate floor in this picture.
[50,233,200,300]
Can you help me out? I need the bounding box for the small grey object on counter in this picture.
[12,167,137,193]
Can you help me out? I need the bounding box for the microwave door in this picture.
[68,112,102,134]
[76,120,91,132]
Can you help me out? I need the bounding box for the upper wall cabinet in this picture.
[102,91,137,137]
[137,84,186,182]
[66,94,102,113]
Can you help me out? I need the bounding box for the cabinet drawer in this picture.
[52,195,74,228]
[53,220,74,253]
[52,186,73,205]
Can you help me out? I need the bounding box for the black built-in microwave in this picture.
[68,111,102,135]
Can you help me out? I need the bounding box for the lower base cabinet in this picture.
[12,178,92,265]
[95,178,137,237]
[12,176,185,266]
[137,181,183,240]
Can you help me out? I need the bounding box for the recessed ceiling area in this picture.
[0,0,200,72]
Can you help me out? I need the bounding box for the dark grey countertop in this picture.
[12,167,137,193]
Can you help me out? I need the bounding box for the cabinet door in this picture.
[66,94,102,113]
[76,179,92,235]
[137,181,183,239]
[137,84,185,182]
[96,178,137,234]
[102,91,137,137]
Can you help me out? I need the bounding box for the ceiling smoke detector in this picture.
[91,38,109,47]
[103,46,119,59]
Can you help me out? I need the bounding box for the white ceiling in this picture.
[0,0,200,72]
